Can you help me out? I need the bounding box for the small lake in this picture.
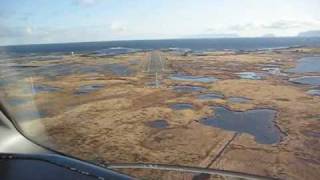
[258,63,280,68]
[200,106,283,144]
[0,79,10,87]
[173,85,207,93]
[7,98,29,106]
[170,74,218,83]
[146,120,169,129]
[289,76,320,86]
[288,57,320,73]
[32,84,61,93]
[75,84,105,95]
[303,131,320,138]
[227,97,251,103]
[197,93,224,100]
[15,63,135,79]
[236,72,263,80]
[170,103,194,110]
[14,63,98,78]
[14,109,48,121]
[307,89,320,96]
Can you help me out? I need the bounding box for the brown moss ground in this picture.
[2,48,320,179]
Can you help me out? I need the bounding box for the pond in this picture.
[16,63,98,78]
[303,131,320,138]
[170,103,194,110]
[0,79,10,87]
[289,76,320,86]
[227,97,251,103]
[200,106,283,144]
[170,74,218,83]
[74,84,105,95]
[7,98,29,106]
[307,89,320,96]
[262,67,287,76]
[32,84,62,93]
[173,85,207,93]
[146,120,169,129]
[236,72,263,80]
[14,109,48,121]
[288,57,320,73]
[14,63,135,79]
[197,93,224,100]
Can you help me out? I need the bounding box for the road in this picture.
[146,51,164,88]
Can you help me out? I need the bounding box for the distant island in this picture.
[298,30,320,37]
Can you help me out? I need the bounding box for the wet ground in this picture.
[74,84,105,95]
[6,62,135,79]
[1,48,320,180]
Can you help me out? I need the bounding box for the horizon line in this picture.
[2,36,320,47]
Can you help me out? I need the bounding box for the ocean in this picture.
[1,37,320,57]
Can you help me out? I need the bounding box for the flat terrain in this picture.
[1,47,320,179]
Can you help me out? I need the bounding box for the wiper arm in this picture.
[106,163,278,180]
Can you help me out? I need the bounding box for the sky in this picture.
[1,0,320,45]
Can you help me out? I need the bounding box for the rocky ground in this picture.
[1,47,320,179]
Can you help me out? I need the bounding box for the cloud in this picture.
[262,33,276,37]
[110,22,127,34]
[26,27,33,35]
[203,19,320,37]
[74,0,100,6]
[221,19,320,33]
[261,20,320,30]
[0,24,121,45]
[0,25,25,38]
[18,12,34,22]
[262,20,301,29]
[0,9,16,19]
[0,24,58,45]
[227,23,257,31]
[0,25,35,45]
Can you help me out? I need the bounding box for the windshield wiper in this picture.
[105,163,278,180]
